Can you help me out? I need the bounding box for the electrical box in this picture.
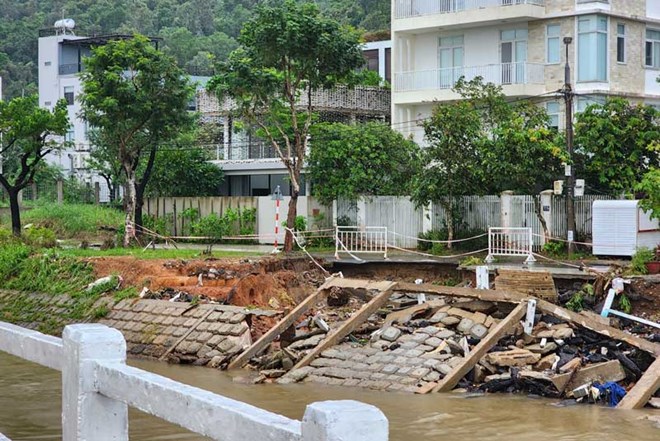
[553,180,564,195]
[592,200,660,256]
[575,179,585,197]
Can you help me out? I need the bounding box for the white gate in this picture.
[335,226,388,259]
[485,227,535,263]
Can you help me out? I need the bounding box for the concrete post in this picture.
[539,190,553,244]
[62,324,128,441]
[332,200,338,227]
[57,179,64,204]
[94,182,100,205]
[301,400,388,441]
[356,197,366,230]
[500,191,513,229]
[422,202,433,233]
[476,266,489,289]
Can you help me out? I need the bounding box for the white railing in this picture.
[485,227,535,263]
[394,0,545,19]
[394,63,545,92]
[0,322,388,441]
[335,226,388,259]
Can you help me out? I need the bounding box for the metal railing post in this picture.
[62,324,128,441]
[383,227,388,259]
[334,226,340,259]
[301,400,388,441]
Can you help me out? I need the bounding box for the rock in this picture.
[648,397,660,409]
[419,326,442,335]
[287,366,315,382]
[261,369,286,379]
[448,357,464,368]
[473,364,486,383]
[381,327,402,342]
[469,324,488,339]
[485,349,541,367]
[435,363,453,375]
[446,339,465,355]
[410,367,431,378]
[535,354,559,371]
[425,336,444,347]
[436,329,456,339]
[525,342,558,355]
[441,316,461,326]
[423,371,441,382]
[558,357,582,373]
[208,355,224,369]
[281,357,294,370]
[484,373,511,382]
[457,318,475,334]
[472,312,487,325]
[430,311,448,323]
[289,334,325,350]
[553,327,575,340]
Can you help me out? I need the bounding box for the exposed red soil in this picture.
[86,256,325,309]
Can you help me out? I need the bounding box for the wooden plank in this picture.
[551,360,626,392]
[396,282,529,303]
[535,299,660,357]
[228,284,331,370]
[432,302,527,393]
[495,269,558,302]
[292,281,398,370]
[325,277,399,292]
[617,356,660,409]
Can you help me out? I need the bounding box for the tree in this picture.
[86,129,124,204]
[144,147,225,197]
[209,0,365,251]
[308,121,420,204]
[636,144,660,220]
[79,34,193,246]
[0,95,69,235]
[575,98,660,195]
[411,100,485,247]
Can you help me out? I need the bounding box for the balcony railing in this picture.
[227,142,279,161]
[394,62,545,92]
[394,0,545,19]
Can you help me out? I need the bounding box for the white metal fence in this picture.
[335,226,388,259]
[485,227,535,263]
[0,322,388,441]
[394,63,545,92]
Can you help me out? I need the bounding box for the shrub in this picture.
[20,204,124,238]
[23,226,57,248]
[191,213,229,242]
[0,243,31,280]
[542,240,565,257]
[630,247,655,275]
[418,228,487,253]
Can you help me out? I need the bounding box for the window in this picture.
[546,24,560,63]
[546,101,560,129]
[577,96,605,113]
[63,86,74,106]
[646,29,660,68]
[65,128,75,143]
[438,35,464,89]
[363,49,379,72]
[44,61,51,66]
[578,15,608,82]
[617,24,625,63]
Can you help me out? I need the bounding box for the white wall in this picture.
[413,33,438,71]
[648,1,660,19]
[257,196,309,245]
[464,27,501,67]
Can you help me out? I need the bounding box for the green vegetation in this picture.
[418,228,489,255]
[541,240,565,258]
[209,0,365,251]
[19,204,124,238]
[630,247,655,275]
[0,1,389,100]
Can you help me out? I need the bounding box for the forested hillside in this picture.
[0,0,389,99]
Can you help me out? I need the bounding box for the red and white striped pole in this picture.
[273,185,282,251]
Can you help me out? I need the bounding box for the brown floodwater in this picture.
[0,352,657,440]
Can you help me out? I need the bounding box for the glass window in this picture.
[546,102,560,129]
[617,24,625,63]
[65,128,75,143]
[547,24,560,63]
[63,86,74,106]
[646,29,660,68]
[577,96,605,113]
[578,15,608,82]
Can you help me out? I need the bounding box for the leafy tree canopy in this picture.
[575,98,660,196]
[308,122,420,204]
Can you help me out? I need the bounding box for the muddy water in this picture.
[0,353,657,441]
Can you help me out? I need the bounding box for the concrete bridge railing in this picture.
[0,321,388,441]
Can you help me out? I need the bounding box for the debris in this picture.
[485,349,541,367]
[382,326,402,342]
[551,360,626,392]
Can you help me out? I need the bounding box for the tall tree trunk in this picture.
[284,189,298,252]
[135,145,158,235]
[8,189,22,236]
[124,170,137,247]
[533,197,550,240]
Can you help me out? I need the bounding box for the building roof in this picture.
[60,34,162,47]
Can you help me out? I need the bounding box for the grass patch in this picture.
[17,203,124,238]
[59,247,263,259]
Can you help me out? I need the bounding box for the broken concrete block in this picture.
[485,349,541,367]
[472,312,488,325]
[553,327,575,340]
[535,353,559,371]
[435,363,453,375]
[381,327,402,342]
[457,318,475,334]
[441,316,461,326]
[525,342,558,355]
[558,357,582,373]
[425,336,444,347]
[552,360,626,392]
[429,311,448,323]
[419,326,442,335]
[423,371,441,382]
[436,329,456,339]
[445,339,465,355]
[469,324,488,339]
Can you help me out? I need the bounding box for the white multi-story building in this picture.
[392,0,660,144]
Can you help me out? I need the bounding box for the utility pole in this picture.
[563,36,576,256]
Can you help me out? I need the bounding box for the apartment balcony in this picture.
[393,62,546,104]
[393,0,546,33]
[208,142,286,173]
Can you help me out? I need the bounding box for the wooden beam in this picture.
[324,277,400,292]
[292,281,398,370]
[432,302,527,393]
[228,284,331,369]
[617,356,660,409]
[396,282,529,303]
[535,299,660,357]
